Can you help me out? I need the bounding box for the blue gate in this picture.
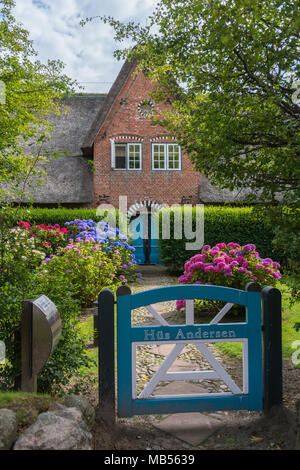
[116,283,263,418]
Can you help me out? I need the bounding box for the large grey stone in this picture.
[13,407,93,450]
[0,408,18,450]
[63,394,95,431]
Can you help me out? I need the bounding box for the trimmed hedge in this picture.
[157,206,282,274]
[7,206,284,276]
[7,207,128,230]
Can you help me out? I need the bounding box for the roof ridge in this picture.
[62,93,107,98]
[81,58,137,154]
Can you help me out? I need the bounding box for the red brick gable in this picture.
[91,62,202,208]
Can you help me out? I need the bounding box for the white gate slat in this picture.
[242,339,249,394]
[146,305,169,326]
[164,370,219,381]
[185,300,194,325]
[210,303,234,324]
[194,343,242,394]
[138,343,185,399]
[152,392,234,400]
[132,344,137,399]
[135,299,244,399]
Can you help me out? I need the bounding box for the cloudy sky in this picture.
[13,0,159,93]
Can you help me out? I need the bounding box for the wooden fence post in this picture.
[97,289,116,423]
[93,300,98,348]
[262,286,283,413]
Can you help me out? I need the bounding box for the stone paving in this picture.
[128,265,242,445]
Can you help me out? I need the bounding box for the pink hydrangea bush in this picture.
[176,242,281,310]
[18,221,70,256]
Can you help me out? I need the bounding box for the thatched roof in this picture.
[44,93,107,158]
[81,59,136,155]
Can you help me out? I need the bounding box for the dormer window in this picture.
[111,141,142,170]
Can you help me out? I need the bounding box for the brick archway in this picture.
[127,200,165,219]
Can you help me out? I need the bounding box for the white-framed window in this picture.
[111,142,142,170]
[152,143,181,170]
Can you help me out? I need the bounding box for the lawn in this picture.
[78,315,98,377]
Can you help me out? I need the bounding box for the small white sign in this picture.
[0,81,6,105]
[0,341,5,364]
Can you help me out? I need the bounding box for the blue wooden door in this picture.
[129,213,160,265]
[117,284,263,418]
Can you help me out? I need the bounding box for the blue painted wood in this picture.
[131,395,257,417]
[130,323,249,343]
[117,292,133,417]
[129,215,144,264]
[149,215,160,265]
[129,213,160,265]
[116,284,263,418]
[245,289,263,411]
[131,284,249,309]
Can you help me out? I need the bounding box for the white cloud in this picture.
[13,0,159,93]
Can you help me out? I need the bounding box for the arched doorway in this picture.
[128,200,164,265]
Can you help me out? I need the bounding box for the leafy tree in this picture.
[0,2,94,394]
[82,0,300,299]
[0,0,76,201]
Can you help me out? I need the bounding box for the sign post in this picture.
[21,295,61,393]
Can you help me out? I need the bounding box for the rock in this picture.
[0,409,18,450]
[13,407,93,450]
[47,402,66,412]
[63,394,95,431]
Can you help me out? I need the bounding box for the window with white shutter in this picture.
[111,142,142,170]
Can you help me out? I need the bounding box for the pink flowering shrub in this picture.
[18,221,70,256]
[176,242,281,311]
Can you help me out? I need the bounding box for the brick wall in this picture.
[93,68,202,210]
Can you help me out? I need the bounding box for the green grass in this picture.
[0,391,60,430]
[77,315,98,376]
[84,348,98,376]
[281,283,300,361]
[215,341,244,360]
[78,315,94,343]
[215,280,300,365]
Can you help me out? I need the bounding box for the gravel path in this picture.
[131,267,242,397]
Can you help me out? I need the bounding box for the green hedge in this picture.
[158,206,282,274]
[7,207,128,230]
[7,206,284,275]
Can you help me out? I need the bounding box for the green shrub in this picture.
[8,207,128,230]
[0,283,23,390]
[0,207,95,395]
[29,278,95,395]
[158,206,281,274]
[39,241,121,308]
[0,274,95,395]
